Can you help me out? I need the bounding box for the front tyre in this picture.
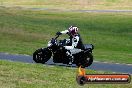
[33,48,52,64]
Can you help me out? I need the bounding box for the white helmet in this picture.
[68,26,79,35]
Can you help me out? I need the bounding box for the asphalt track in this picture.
[0,53,132,74]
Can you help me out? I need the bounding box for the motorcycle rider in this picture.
[56,26,84,64]
[56,26,84,50]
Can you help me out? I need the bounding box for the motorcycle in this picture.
[33,35,94,68]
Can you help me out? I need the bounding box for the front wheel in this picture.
[33,48,52,64]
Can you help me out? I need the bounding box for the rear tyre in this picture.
[76,53,93,68]
[33,48,52,64]
[83,53,93,67]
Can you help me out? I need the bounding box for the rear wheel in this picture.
[83,53,93,67]
[33,48,52,64]
[76,53,93,68]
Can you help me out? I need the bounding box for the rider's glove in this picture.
[56,31,62,35]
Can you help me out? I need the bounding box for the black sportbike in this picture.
[33,35,94,67]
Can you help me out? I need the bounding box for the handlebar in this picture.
[55,35,59,40]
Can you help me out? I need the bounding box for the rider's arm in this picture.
[60,30,69,34]
[56,30,69,35]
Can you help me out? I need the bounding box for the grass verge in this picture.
[0,60,131,88]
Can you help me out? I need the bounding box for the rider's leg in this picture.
[65,48,82,65]
[66,50,73,65]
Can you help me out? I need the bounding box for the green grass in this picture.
[0,60,131,88]
[0,0,132,10]
[0,7,132,64]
